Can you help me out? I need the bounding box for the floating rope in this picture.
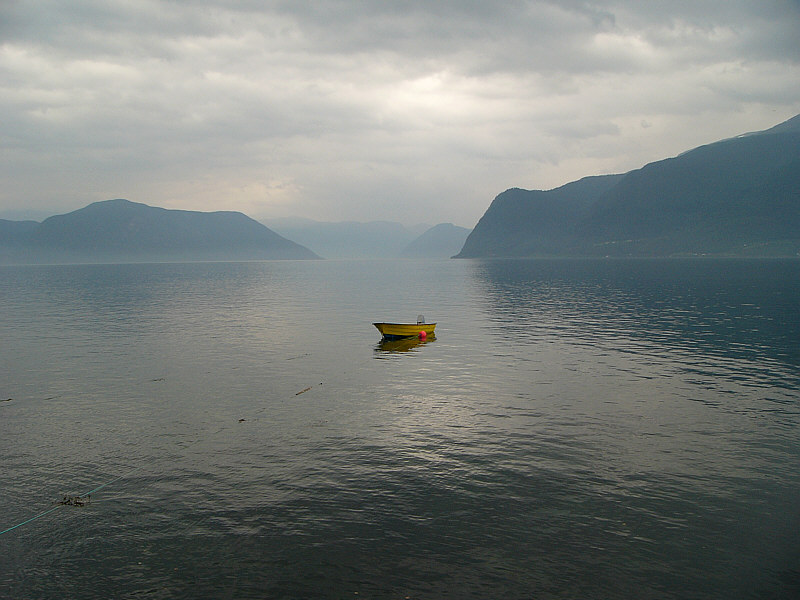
[0,462,150,536]
[0,378,323,537]
[0,506,61,535]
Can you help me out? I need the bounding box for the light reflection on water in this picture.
[1,259,799,599]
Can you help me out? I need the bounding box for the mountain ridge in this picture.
[456,114,800,258]
[266,217,435,259]
[400,223,472,258]
[1,199,319,264]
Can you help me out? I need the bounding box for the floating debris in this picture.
[59,495,90,507]
[238,418,246,422]
[295,383,323,396]
[1,398,11,403]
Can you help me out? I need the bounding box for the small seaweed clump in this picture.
[59,495,90,507]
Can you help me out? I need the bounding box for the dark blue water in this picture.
[2,259,799,599]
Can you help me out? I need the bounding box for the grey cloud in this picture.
[1,1,798,224]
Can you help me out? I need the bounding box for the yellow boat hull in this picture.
[373,322,436,339]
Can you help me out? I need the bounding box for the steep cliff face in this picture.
[456,175,623,258]
[455,115,800,258]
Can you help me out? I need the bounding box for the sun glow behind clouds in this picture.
[1,1,799,225]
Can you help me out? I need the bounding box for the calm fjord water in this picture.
[1,259,799,599]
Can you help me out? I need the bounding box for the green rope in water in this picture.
[0,465,145,536]
[0,381,322,537]
[0,506,62,536]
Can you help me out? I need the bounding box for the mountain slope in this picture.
[0,219,38,241]
[400,223,472,258]
[456,115,800,258]
[456,174,624,257]
[1,199,319,263]
[267,217,430,259]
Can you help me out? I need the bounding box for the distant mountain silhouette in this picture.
[266,217,431,259]
[400,223,472,258]
[456,114,800,258]
[0,199,319,264]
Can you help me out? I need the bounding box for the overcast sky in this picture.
[1,1,799,226]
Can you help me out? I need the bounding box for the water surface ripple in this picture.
[1,259,799,599]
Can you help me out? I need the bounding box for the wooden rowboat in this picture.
[373,318,436,340]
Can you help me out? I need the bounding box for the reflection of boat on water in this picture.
[375,335,436,353]
[373,317,436,340]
